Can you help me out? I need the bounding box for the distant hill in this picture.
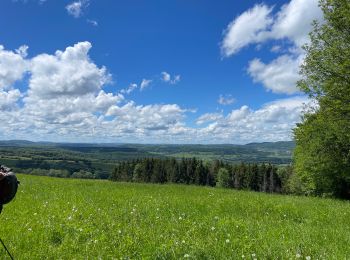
[0,140,294,178]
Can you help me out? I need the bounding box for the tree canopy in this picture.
[294,0,350,198]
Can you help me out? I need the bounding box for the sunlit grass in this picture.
[1,174,350,259]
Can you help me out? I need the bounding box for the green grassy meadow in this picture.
[1,174,350,259]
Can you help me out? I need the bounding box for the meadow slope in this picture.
[1,174,350,259]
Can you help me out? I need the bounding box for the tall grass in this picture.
[1,174,349,259]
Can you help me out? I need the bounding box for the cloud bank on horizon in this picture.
[0,0,322,144]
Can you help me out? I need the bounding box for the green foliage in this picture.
[294,0,350,198]
[111,158,285,194]
[216,168,230,188]
[2,174,350,258]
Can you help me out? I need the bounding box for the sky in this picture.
[0,0,323,144]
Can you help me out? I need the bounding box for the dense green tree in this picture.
[110,158,284,193]
[132,163,143,182]
[294,0,350,198]
[217,168,230,188]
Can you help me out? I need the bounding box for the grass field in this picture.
[1,174,350,259]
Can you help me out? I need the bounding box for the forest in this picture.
[110,157,293,194]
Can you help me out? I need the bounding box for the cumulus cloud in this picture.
[221,0,323,95]
[161,72,171,82]
[29,41,111,98]
[106,102,186,132]
[0,45,28,90]
[271,0,323,48]
[0,42,309,143]
[140,79,152,90]
[196,113,223,125]
[221,4,273,56]
[15,45,29,58]
[0,89,21,111]
[248,54,303,94]
[221,0,322,56]
[161,72,181,85]
[218,94,235,105]
[197,96,308,143]
[66,0,89,18]
[121,83,138,95]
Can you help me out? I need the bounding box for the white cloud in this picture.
[271,0,323,48]
[161,72,180,85]
[0,45,28,90]
[29,41,111,98]
[218,94,235,105]
[0,89,21,111]
[87,19,98,26]
[66,0,89,18]
[161,72,171,82]
[197,96,308,143]
[221,0,323,95]
[15,45,29,58]
[248,54,303,94]
[270,45,281,53]
[0,41,310,143]
[172,75,181,84]
[106,102,186,132]
[221,0,322,56]
[140,79,152,90]
[196,113,223,125]
[221,4,273,56]
[121,83,138,94]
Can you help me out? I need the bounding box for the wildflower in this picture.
[28,228,32,231]
[242,255,245,258]
[296,253,301,258]
[306,256,311,260]
[179,216,182,220]
[214,216,219,220]
[225,239,230,243]
[251,253,256,257]
[182,240,186,244]
[33,213,37,216]
[67,216,72,220]
[184,254,190,258]
[118,230,122,234]
[211,226,215,231]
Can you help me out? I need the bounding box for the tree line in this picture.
[293,0,350,199]
[110,158,293,193]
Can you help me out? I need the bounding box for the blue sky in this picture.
[0,0,323,143]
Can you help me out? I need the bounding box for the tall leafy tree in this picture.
[294,0,350,198]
